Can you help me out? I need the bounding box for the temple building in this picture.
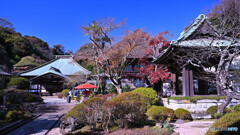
[18,55,91,95]
[153,14,234,96]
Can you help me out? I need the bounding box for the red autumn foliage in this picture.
[135,31,171,84]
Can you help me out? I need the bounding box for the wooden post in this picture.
[182,65,194,96]
[171,73,176,96]
[182,67,189,96]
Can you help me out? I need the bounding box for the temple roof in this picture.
[152,14,234,63]
[29,67,69,83]
[19,55,91,77]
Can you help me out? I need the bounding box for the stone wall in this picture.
[162,98,240,119]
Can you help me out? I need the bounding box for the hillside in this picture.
[0,18,56,73]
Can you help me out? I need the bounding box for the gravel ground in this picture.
[173,120,215,135]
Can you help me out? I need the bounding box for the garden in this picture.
[0,77,43,129]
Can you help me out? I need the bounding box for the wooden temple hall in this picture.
[153,14,229,96]
[18,55,91,95]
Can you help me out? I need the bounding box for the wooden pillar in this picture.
[39,84,42,96]
[182,65,194,96]
[171,72,179,96]
[189,70,194,96]
[171,73,176,96]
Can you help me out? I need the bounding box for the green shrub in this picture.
[232,104,240,111]
[5,110,24,121]
[61,89,69,97]
[146,105,175,122]
[206,111,240,135]
[174,108,192,120]
[107,84,117,94]
[206,106,231,118]
[109,91,148,128]
[213,113,221,119]
[122,84,131,92]
[0,90,43,104]
[65,97,105,130]
[132,87,158,105]
[7,77,29,89]
[167,96,226,104]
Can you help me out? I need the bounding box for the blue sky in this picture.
[1,0,218,53]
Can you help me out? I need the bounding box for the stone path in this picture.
[8,96,75,135]
[173,120,215,135]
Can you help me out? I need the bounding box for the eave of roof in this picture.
[30,70,69,83]
[19,55,91,77]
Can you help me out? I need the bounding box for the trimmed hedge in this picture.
[167,96,226,104]
[206,111,240,135]
[65,97,105,130]
[109,91,148,128]
[7,77,29,89]
[132,87,158,105]
[206,106,231,118]
[174,108,192,120]
[146,105,175,122]
[5,110,25,121]
[0,89,43,104]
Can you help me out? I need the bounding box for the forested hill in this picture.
[0,18,69,73]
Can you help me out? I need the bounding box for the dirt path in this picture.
[8,96,75,135]
[173,120,215,135]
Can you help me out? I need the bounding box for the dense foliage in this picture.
[109,92,148,128]
[206,106,231,118]
[174,108,192,120]
[7,77,29,89]
[61,89,69,97]
[132,87,158,105]
[5,110,25,121]
[65,97,105,130]
[232,104,240,111]
[206,111,240,135]
[146,105,175,122]
[0,89,43,104]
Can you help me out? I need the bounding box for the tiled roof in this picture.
[19,55,91,76]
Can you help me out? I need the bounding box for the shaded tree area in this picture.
[0,18,67,72]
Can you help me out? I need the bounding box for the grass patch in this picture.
[167,96,226,104]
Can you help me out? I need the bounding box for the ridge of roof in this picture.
[18,57,59,76]
[172,14,217,44]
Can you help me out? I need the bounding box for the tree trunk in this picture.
[217,95,232,115]
[115,84,122,94]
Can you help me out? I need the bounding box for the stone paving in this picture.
[8,96,75,135]
[173,120,215,135]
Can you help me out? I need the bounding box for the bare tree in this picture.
[81,18,148,94]
[176,0,240,115]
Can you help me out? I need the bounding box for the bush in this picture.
[122,84,131,92]
[132,87,158,105]
[61,89,69,97]
[167,96,226,104]
[107,84,118,94]
[232,104,240,111]
[7,77,29,89]
[213,113,221,119]
[206,111,240,135]
[0,89,43,104]
[65,97,105,130]
[174,108,192,120]
[5,110,24,121]
[58,92,63,99]
[0,77,10,90]
[109,91,148,128]
[206,106,231,118]
[146,105,175,122]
